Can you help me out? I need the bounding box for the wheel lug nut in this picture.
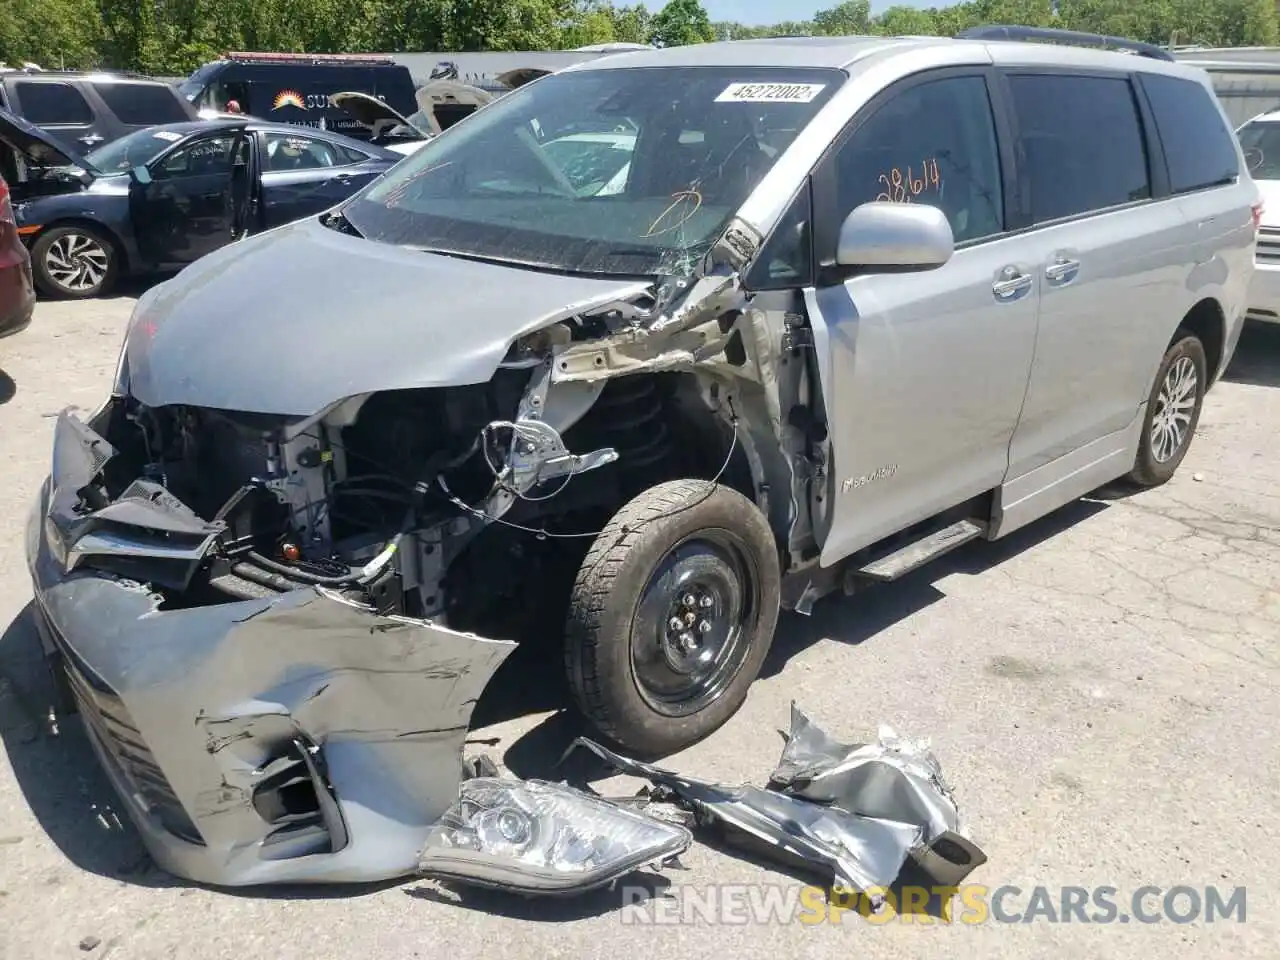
[698,620,712,634]
[681,593,697,608]
[679,631,698,650]
[699,595,714,608]
[668,617,683,632]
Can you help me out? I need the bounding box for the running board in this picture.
[853,519,987,582]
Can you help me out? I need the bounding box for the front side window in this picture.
[155,134,238,178]
[263,133,348,171]
[342,66,843,277]
[14,81,93,125]
[1143,74,1238,193]
[829,75,1005,245]
[1007,74,1150,224]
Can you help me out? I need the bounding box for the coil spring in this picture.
[591,376,672,471]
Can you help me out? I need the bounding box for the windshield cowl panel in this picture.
[342,66,844,278]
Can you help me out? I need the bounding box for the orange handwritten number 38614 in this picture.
[875,158,941,202]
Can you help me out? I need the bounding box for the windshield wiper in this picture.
[404,245,565,272]
[406,245,656,281]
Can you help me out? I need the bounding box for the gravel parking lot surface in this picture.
[2,289,1278,959]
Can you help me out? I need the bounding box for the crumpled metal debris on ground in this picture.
[418,703,984,909]
[565,704,985,908]
[765,702,986,891]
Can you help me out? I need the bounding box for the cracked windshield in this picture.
[342,66,841,276]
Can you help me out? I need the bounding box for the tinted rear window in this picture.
[1008,74,1150,223]
[13,81,92,124]
[1140,74,1239,194]
[92,82,190,125]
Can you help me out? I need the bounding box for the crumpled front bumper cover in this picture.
[27,469,516,887]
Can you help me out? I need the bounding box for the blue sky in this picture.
[704,0,959,25]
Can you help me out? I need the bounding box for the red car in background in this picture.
[0,170,35,339]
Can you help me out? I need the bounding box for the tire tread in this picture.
[563,479,779,754]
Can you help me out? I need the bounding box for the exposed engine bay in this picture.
[86,373,700,628]
[72,259,821,642]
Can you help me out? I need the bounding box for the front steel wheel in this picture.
[564,479,781,757]
[631,530,759,718]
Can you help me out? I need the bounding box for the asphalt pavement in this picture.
[1,288,1278,959]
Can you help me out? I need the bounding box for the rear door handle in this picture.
[992,271,1033,299]
[1045,257,1081,282]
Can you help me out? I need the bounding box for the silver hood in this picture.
[121,215,647,416]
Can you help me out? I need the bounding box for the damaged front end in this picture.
[24,62,850,890]
[24,238,796,887]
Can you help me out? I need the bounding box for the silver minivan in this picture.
[27,27,1257,885]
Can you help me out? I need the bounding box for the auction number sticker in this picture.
[715,82,826,103]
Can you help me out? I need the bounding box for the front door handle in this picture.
[1045,257,1081,282]
[992,271,1033,299]
[77,134,104,146]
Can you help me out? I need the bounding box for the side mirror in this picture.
[835,202,954,272]
[129,165,152,186]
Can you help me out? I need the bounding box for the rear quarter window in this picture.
[1139,74,1239,194]
[13,81,93,125]
[336,144,373,164]
[92,82,191,126]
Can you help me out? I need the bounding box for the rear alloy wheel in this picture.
[1127,334,1207,487]
[564,479,781,757]
[31,225,118,299]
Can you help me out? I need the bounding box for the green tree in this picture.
[812,0,871,35]
[872,6,940,35]
[649,0,716,46]
[562,0,619,46]
[0,0,103,68]
[609,4,654,43]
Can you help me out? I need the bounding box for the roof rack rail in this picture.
[9,66,154,79]
[223,51,398,66]
[956,25,1175,62]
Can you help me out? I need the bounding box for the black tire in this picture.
[564,479,781,757]
[31,225,119,299]
[1127,333,1207,487]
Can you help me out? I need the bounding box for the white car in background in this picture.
[1238,110,1280,324]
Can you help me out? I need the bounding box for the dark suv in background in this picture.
[0,71,197,153]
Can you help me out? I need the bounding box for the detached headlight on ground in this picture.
[418,778,692,895]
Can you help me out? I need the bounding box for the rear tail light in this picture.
[1252,201,1265,230]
